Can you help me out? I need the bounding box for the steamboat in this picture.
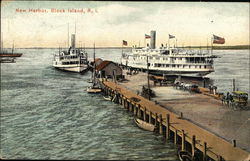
[121,31,217,77]
[53,34,88,73]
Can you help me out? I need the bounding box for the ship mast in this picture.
[147,55,151,100]
[1,32,3,53]
[93,43,96,87]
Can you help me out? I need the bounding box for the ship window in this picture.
[199,65,202,68]
[189,65,191,68]
[177,65,179,68]
[172,65,176,68]
[166,64,169,67]
[204,65,206,69]
[162,50,170,55]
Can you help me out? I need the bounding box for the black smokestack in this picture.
[150,30,156,49]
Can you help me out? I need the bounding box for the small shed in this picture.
[96,60,123,79]
[94,58,103,66]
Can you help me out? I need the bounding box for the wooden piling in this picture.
[174,129,178,144]
[192,135,196,159]
[166,114,170,140]
[129,102,133,112]
[137,105,141,118]
[181,130,185,151]
[134,104,137,116]
[203,142,207,161]
[159,114,163,134]
[149,111,152,124]
[143,107,146,121]
[155,113,158,127]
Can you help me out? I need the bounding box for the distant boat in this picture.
[86,43,102,94]
[0,53,22,57]
[134,117,155,132]
[0,41,22,57]
[178,150,193,161]
[52,34,89,73]
[0,57,16,63]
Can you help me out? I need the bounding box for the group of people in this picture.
[221,92,233,107]
[208,85,217,95]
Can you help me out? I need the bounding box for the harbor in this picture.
[1,1,250,160]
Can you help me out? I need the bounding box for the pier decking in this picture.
[101,80,250,161]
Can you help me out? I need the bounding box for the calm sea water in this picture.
[0,48,249,159]
[0,48,178,160]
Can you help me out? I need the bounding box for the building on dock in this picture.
[94,58,103,66]
[96,60,123,80]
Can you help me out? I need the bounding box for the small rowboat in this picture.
[178,150,193,161]
[86,86,102,93]
[103,96,112,101]
[134,117,155,132]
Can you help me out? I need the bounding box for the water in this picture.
[0,48,178,160]
[0,48,249,159]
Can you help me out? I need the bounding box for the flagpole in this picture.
[122,41,123,55]
[168,36,170,49]
[211,36,213,55]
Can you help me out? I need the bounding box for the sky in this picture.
[1,1,249,48]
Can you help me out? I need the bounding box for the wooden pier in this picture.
[100,79,249,161]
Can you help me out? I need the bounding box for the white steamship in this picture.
[53,34,88,73]
[121,31,217,77]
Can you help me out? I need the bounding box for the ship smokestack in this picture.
[71,34,76,48]
[150,30,156,49]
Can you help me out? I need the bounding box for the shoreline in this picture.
[1,45,249,50]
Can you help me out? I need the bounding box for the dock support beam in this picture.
[149,111,152,124]
[181,130,185,151]
[192,135,196,159]
[143,108,146,121]
[166,114,170,140]
[134,104,137,116]
[137,105,141,119]
[174,129,178,144]
[155,113,158,132]
[129,103,133,112]
[203,142,207,161]
[159,114,163,135]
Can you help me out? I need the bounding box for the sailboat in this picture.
[86,43,102,93]
[0,40,22,57]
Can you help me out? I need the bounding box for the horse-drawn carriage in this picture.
[230,91,248,108]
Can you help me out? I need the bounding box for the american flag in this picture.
[169,34,175,39]
[213,35,225,44]
[145,34,151,39]
[122,40,127,46]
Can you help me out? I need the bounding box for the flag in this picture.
[169,34,175,39]
[122,40,127,46]
[213,34,225,44]
[145,34,151,39]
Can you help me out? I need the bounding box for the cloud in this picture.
[1,2,249,47]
